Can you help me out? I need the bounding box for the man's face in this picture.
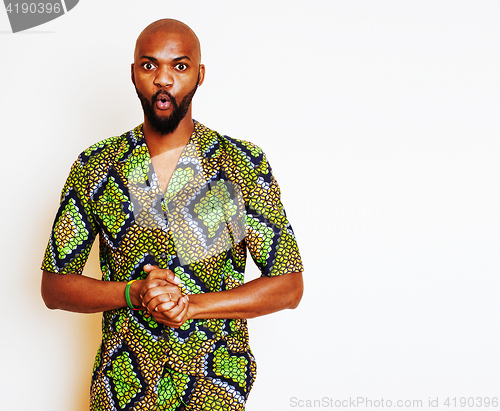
[132,29,204,135]
[134,76,198,135]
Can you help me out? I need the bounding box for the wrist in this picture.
[128,280,145,308]
[186,294,200,320]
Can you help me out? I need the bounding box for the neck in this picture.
[142,113,195,158]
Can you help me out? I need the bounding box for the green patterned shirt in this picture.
[42,121,303,409]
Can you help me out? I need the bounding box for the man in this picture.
[41,19,303,411]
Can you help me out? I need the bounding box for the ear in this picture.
[131,63,135,86]
[198,64,205,86]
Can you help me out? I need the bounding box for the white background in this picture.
[1,1,499,410]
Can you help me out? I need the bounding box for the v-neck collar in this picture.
[118,120,223,211]
[120,120,220,164]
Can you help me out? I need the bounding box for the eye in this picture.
[175,62,188,71]
[142,62,156,71]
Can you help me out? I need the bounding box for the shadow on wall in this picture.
[74,313,102,410]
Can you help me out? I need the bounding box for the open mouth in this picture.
[155,93,171,110]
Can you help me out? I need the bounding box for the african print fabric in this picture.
[41,121,303,410]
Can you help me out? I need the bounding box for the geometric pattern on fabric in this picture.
[106,349,143,409]
[91,168,135,250]
[45,186,96,275]
[166,161,247,266]
[42,121,303,409]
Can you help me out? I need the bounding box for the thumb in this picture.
[164,269,182,285]
[143,264,159,273]
[143,264,181,285]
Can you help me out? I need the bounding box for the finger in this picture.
[161,297,189,328]
[163,270,182,285]
[154,301,177,312]
[141,278,168,290]
[157,296,187,319]
[144,265,175,282]
[143,264,159,273]
[144,289,181,312]
[142,284,181,303]
[139,279,169,299]
[152,307,187,328]
[144,266,182,285]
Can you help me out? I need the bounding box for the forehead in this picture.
[134,30,200,62]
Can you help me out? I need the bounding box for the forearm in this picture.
[187,271,303,320]
[41,270,144,313]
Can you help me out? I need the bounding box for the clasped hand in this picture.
[138,264,189,328]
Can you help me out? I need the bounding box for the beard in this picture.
[135,79,199,135]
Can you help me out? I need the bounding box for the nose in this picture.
[154,66,173,88]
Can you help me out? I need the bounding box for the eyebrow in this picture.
[140,55,158,62]
[139,55,191,62]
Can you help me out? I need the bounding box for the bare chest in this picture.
[150,146,185,194]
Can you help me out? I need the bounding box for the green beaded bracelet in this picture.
[125,280,141,310]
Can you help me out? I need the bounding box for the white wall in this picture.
[1,1,499,410]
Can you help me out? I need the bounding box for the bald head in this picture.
[134,19,201,62]
[131,19,205,137]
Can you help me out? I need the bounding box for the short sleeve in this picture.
[245,154,304,277]
[41,158,98,275]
